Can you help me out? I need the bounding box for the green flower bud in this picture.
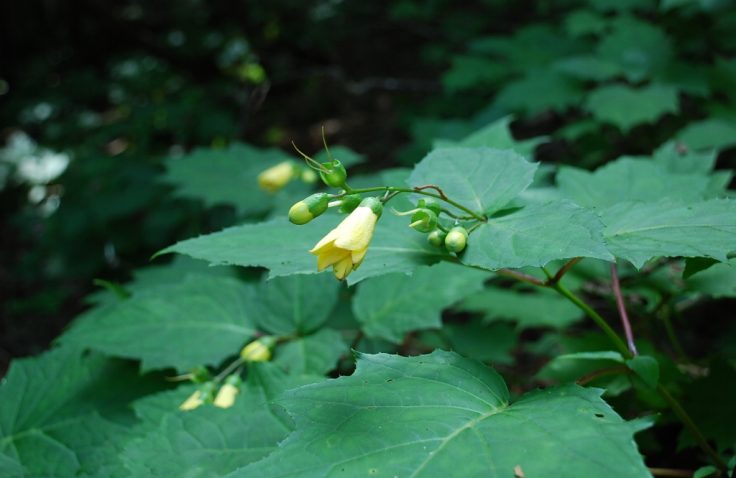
[190,366,211,384]
[417,198,442,216]
[359,197,383,217]
[319,159,347,188]
[409,209,438,233]
[289,193,330,225]
[445,226,468,253]
[427,229,447,247]
[338,194,362,213]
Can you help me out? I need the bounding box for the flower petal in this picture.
[317,246,350,271]
[333,207,377,251]
[333,255,354,280]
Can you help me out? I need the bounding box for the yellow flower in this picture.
[310,197,382,280]
[258,161,295,192]
[213,375,241,409]
[240,337,274,362]
[179,390,204,411]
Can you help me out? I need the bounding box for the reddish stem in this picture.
[610,263,638,356]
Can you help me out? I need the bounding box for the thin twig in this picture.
[550,257,582,285]
[413,184,448,200]
[611,263,638,356]
[576,365,630,385]
[496,269,547,287]
[648,467,695,477]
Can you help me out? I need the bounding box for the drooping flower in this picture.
[310,197,382,280]
[240,337,274,362]
[213,375,241,409]
[257,161,295,192]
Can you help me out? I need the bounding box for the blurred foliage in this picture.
[1,0,735,475]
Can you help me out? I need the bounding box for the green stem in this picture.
[657,384,728,472]
[214,357,245,383]
[347,186,486,222]
[544,277,725,472]
[550,281,632,358]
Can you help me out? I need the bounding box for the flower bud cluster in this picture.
[401,197,469,254]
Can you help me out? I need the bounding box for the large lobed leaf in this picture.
[60,274,258,372]
[0,347,154,478]
[234,351,651,478]
[408,147,538,215]
[601,199,736,268]
[585,84,679,131]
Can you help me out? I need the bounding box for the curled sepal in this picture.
[213,375,242,409]
[417,197,442,216]
[179,382,216,411]
[240,336,276,362]
[427,229,447,248]
[445,226,468,253]
[289,193,330,225]
[319,159,347,188]
[338,194,362,214]
[258,161,295,192]
[409,208,438,233]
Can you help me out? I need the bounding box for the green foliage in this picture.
[4,0,736,475]
[235,351,652,478]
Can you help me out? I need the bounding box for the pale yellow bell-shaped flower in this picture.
[179,390,204,411]
[240,337,274,362]
[213,375,241,409]
[309,197,382,281]
[258,161,295,192]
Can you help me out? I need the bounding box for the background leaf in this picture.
[585,84,678,131]
[60,274,257,372]
[352,262,489,342]
[601,199,736,268]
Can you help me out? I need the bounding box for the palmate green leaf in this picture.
[273,328,348,375]
[601,199,736,268]
[460,201,614,271]
[585,84,679,131]
[235,351,651,478]
[163,143,294,214]
[557,158,712,208]
[352,262,489,342]
[675,118,736,151]
[459,286,582,329]
[448,115,546,158]
[441,320,518,364]
[652,141,717,175]
[122,364,323,478]
[0,348,147,478]
[554,55,622,81]
[408,147,538,215]
[253,274,341,335]
[60,274,257,372]
[494,71,584,115]
[596,16,672,82]
[686,258,736,298]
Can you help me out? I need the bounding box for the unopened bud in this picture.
[240,337,275,362]
[179,382,215,411]
[213,375,241,409]
[258,161,295,192]
[445,226,468,253]
[301,168,318,184]
[409,209,437,233]
[289,193,330,225]
[319,159,347,188]
[427,229,447,247]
